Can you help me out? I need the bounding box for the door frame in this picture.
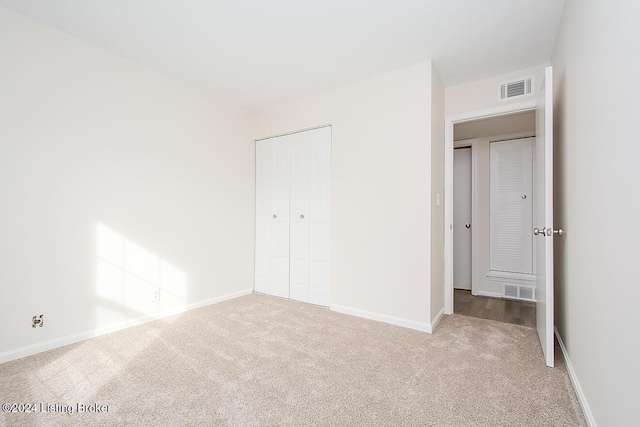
[444,100,537,314]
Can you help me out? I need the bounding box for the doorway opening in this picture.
[445,102,537,327]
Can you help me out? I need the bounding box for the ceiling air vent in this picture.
[498,76,534,101]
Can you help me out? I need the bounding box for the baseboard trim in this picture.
[0,288,253,365]
[330,304,432,333]
[431,307,445,331]
[473,290,503,298]
[554,327,597,427]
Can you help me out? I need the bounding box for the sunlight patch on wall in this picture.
[95,223,188,327]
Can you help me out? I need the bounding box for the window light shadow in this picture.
[3,224,192,413]
[95,223,188,329]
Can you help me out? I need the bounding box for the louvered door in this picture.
[489,138,534,274]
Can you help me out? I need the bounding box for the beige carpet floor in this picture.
[0,293,585,426]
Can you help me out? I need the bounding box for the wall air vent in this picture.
[498,76,534,101]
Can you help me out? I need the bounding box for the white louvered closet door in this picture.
[255,127,331,306]
[489,138,534,274]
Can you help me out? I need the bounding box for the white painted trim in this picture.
[487,270,537,283]
[331,304,432,333]
[0,289,254,365]
[445,100,537,315]
[430,307,445,331]
[555,327,597,427]
[473,290,504,299]
[255,123,332,142]
[453,139,474,148]
[470,142,478,295]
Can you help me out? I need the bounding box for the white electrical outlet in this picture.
[151,288,160,302]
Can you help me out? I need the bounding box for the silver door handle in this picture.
[300,214,305,219]
[465,223,471,229]
[534,227,565,237]
[273,214,277,219]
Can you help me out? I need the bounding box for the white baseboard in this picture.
[431,307,445,331]
[554,327,597,427]
[473,290,503,298]
[330,304,432,333]
[0,288,253,365]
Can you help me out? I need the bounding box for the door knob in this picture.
[273,214,277,219]
[465,223,471,229]
[300,214,305,219]
[534,227,565,237]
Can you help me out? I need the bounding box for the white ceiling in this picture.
[0,0,566,109]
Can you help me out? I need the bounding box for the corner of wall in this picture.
[430,64,446,322]
[0,9,256,358]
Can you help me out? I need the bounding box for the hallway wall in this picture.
[552,0,640,425]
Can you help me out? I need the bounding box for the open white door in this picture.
[534,66,555,367]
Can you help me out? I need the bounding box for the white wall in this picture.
[430,69,445,322]
[445,65,547,116]
[0,8,255,359]
[253,61,437,329]
[551,1,640,425]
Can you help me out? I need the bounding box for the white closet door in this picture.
[270,137,291,298]
[255,126,331,306]
[289,133,310,303]
[308,127,331,306]
[489,138,534,274]
[453,147,472,290]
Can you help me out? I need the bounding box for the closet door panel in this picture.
[270,139,291,298]
[289,138,310,303]
[308,127,331,306]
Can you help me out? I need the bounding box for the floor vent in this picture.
[504,284,535,301]
[498,76,534,101]
[504,284,518,298]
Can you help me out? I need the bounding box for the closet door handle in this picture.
[273,214,277,219]
[300,214,305,219]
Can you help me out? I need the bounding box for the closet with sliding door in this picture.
[254,126,331,306]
